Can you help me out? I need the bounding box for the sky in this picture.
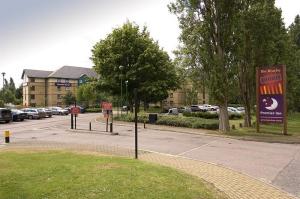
[0,0,299,87]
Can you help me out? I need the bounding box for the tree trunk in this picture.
[219,104,230,132]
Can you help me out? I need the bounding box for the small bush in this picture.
[86,108,102,113]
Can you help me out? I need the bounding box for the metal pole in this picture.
[89,122,91,131]
[134,88,138,159]
[126,81,128,114]
[121,76,123,115]
[71,114,74,129]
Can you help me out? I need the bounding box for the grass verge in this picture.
[0,150,227,199]
[225,113,300,143]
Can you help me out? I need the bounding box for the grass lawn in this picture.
[0,150,226,199]
[226,113,300,143]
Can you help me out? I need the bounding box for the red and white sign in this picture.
[70,107,80,115]
[101,102,112,110]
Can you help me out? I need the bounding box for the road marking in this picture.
[177,140,218,156]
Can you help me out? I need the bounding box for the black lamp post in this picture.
[119,65,124,114]
[125,80,128,114]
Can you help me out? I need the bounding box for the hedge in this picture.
[114,114,219,130]
[85,108,102,113]
[183,112,242,120]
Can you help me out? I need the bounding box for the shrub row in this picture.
[85,108,102,113]
[183,112,242,120]
[114,114,219,130]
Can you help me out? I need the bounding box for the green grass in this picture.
[0,151,226,199]
[226,113,300,143]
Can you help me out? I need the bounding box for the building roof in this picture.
[22,66,98,79]
[48,66,97,79]
[21,69,53,79]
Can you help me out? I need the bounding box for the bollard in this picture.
[89,122,92,131]
[144,121,146,129]
[231,124,236,130]
[110,122,113,133]
[239,123,243,128]
[4,130,10,143]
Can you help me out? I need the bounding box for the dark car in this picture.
[0,108,12,123]
[11,109,27,121]
[37,108,52,118]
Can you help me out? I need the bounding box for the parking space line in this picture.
[177,140,218,156]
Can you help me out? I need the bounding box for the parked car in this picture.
[37,108,52,118]
[22,108,42,119]
[64,106,85,114]
[49,107,69,115]
[190,105,207,112]
[178,107,192,113]
[236,107,245,114]
[166,108,179,115]
[0,108,12,123]
[11,109,27,121]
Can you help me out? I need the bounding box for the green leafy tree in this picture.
[91,21,179,112]
[170,0,240,132]
[233,0,287,126]
[286,15,300,111]
[62,91,76,106]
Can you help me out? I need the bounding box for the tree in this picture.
[62,91,76,106]
[286,15,300,111]
[169,0,240,132]
[91,21,179,111]
[233,0,287,127]
[77,83,95,107]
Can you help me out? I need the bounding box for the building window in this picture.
[65,79,69,83]
[57,86,61,91]
[30,78,35,82]
[57,79,62,83]
[57,94,61,100]
[30,86,35,91]
[170,93,174,98]
[30,95,35,100]
[65,86,70,91]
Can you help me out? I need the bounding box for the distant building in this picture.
[163,82,209,108]
[21,66,97,107]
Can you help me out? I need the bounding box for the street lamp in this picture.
[119,65,124,114]
[1,72,6,89]
[125,80,128,114]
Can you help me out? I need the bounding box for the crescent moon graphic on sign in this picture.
[265,98,278,111]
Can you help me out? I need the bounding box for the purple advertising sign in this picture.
[257,66,285,124]
[259,95,283,123]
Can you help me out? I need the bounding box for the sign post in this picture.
[101,102,113,133]
[134,88,138,159]
[256,65,287,135]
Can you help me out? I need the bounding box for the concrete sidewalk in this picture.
[1,141,297,199]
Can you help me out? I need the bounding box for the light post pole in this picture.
[119,65,124,115]
[125,80,128,114]
[1,72,5,89]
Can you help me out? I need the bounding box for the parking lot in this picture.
[0,112,299,198]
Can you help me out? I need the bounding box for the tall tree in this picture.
[91,21,179,111]
[233,0,287,127]
[286,15,300,111]
[169,0,240,132]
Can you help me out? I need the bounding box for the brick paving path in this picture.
[1,141,297,199]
